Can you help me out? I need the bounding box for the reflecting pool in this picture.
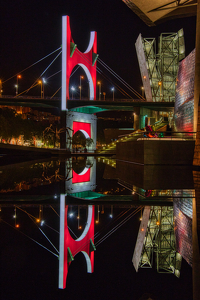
[0,156,196,299]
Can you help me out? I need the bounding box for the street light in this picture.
[38,80,43,98]
[0,80,2,97]
[158,81,162,101]
[141,86,144,98]
[42,78,46,98]
[80,76,84,100]
[97,81,101,100]
[16,74,21,96]
[111,87,114,101]
[71,86,75,99]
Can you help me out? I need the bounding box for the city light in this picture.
[16,74,22,96]
[80,76,84,100]
[97,81,101,100]
[71,86,75,99]
[111,87,114,101]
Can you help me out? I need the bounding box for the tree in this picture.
[86,138,94,150]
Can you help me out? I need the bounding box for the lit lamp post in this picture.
[80,75,84,100]
[42,78,46,98]
[38,80,43,98]
[141,86,144,98]
[0,80,2,98]
[16,74,21,96]
[158,81,162,101]
[71,86,75,99]
[38,79,46,99]
[111,87,114,101]
[97,81,101,100]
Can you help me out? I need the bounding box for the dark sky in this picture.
[0,0,197,98]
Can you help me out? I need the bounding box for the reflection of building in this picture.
[173,190,194,266]
[133,206,182,277]
[65,157,96,193]
[135,30,185,102]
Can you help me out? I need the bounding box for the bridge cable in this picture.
[2,47,62,84]
[74,48,145,100]
[98,58,145,101]
[16,206,59,254]
[1,219,59,258]
[23,51,62,95]
[95,206,142,247]
[49,65,80,98]
[72,208,131,256]
[74,49,132,98]
[73,207,140,256]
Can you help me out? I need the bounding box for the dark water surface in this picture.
[0,157,193,300]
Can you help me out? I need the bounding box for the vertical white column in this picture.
[61,16,67,111]
[58,194,66,289]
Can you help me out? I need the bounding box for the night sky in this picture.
[0,0,197,98]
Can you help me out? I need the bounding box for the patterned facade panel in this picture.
[173,191,194,219]
[135,34,153,102]
[173,201,192,266]
[174,49,195,132]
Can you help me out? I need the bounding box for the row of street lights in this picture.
[12,74,115,100]
[14,74,47,98]
[72,76,115,100]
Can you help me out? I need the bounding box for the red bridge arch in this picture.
[62,15,98,110]
[59,196,95,289]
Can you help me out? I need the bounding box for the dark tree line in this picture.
[0,108,44,143]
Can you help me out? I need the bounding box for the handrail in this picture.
[137,131,197,141]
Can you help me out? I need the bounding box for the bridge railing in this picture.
[136,131,197,141]
[1,95,61,100]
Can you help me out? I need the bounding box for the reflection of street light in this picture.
[0,80,2,97]
[42,78,46,98]
[141,86,144,98]
[38,80,43,98]
[111,87,114,101]
[97,81,101,100]
[80,76,84,100]
[16,74,21,95]
[71,86,75,99]
[158,81,162,101]
[109,205,113,218]
[96,205,100,223]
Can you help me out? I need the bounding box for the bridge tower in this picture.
[59,195,95,289]
[61,15,98,150]
[61,15,98,110]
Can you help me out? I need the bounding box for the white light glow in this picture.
[84,31,95,54]
[78,63,94,100]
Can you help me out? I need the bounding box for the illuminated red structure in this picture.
[62,15,98,110]
[73,121,91,138]
[59,196,95,289]
[72,167,91,184]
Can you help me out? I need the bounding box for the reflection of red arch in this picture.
[59,203,95,289]
[62,15,97,110]
[73,121,91,138]
[72,168,90,184]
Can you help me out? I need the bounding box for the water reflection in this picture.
[0,156,197,299]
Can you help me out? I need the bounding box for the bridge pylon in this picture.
[59,195,95,289]
[61,15,98,111]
